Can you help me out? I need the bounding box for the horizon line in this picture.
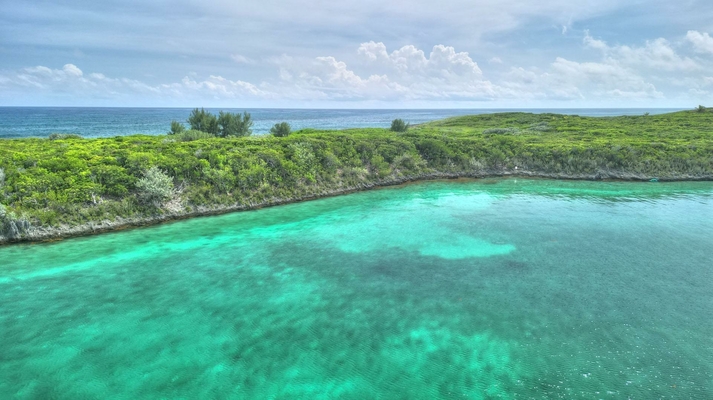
[0,106,692,110]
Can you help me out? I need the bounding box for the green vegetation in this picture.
[48,133,83,140]
[171,130,215,142]
[136,166,175,206]
[169,121,186,135]
[184,108,253,137]
[391,118,409,132]
[270,122,291,137]
[0,109,711,241]
[216,111,253,137]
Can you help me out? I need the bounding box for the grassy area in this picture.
[1,109,712,241]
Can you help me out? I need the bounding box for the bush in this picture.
[416,139,454,166]
[48,133,83,140]
[483,128,520,135]
[390,119,409,132]
[697,105,706,113]
[136,166,175,205]
[174,130,214,142]
[270,122,291,137]
[528,122,551,132]
[169,121,186,135]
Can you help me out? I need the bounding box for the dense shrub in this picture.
[174,130,214,142]
[416,139,454,166]
[48,133,83,140]
[528,122,552,132]
[391,119,409,132]
[270,122,291,137]
[483,128,520,135]
[136,167,175,205]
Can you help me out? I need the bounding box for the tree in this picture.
[169,120,186,135]
[187,108,219,134]
[218,111,253,137]
[240,112,253,136]
[270,122,291,137]
[696,105,706,113]
[390,119,409,132]
[217,111,238,137]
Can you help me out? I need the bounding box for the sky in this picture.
[1,0,713,108]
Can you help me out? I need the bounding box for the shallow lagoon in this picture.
[1,179,712,398]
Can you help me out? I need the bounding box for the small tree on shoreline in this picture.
[169,121,186,135]
[270,122,291,137]
[187,108,219,134]
[217,111,253,137]
[390,119,409,132]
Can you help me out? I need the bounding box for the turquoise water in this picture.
[1,179,712,398]
[0,107,684,138]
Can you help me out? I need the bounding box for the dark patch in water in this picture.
[504,260,527,270]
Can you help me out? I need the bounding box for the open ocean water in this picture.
[0,179,711,398]
[0,107,686,138]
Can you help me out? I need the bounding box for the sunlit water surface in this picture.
[1,179,711,399]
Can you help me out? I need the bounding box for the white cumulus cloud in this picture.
[686,30,713,54]
[2,31,713,106]
[584,32,699,71]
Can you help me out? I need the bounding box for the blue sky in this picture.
[1,0,713,107]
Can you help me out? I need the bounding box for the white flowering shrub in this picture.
[136,166,175,206]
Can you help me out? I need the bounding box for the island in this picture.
[1,109,711,244]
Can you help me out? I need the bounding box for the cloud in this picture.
[4,0,713,106]
[0,0,635,64]
[2,31,712,106]
[358,42,482,76]
[551,58,661,98]
[230,54,256,64]
[283,42,500,100]
[349,42,499,100]
[686,30,713,54]
[584,31,699,71]
[0,64,268,102]
[503,56,662,101]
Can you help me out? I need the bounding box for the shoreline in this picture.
[2,170,711,246]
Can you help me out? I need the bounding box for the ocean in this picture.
[1,179,711,398]
[0,107,685,139]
